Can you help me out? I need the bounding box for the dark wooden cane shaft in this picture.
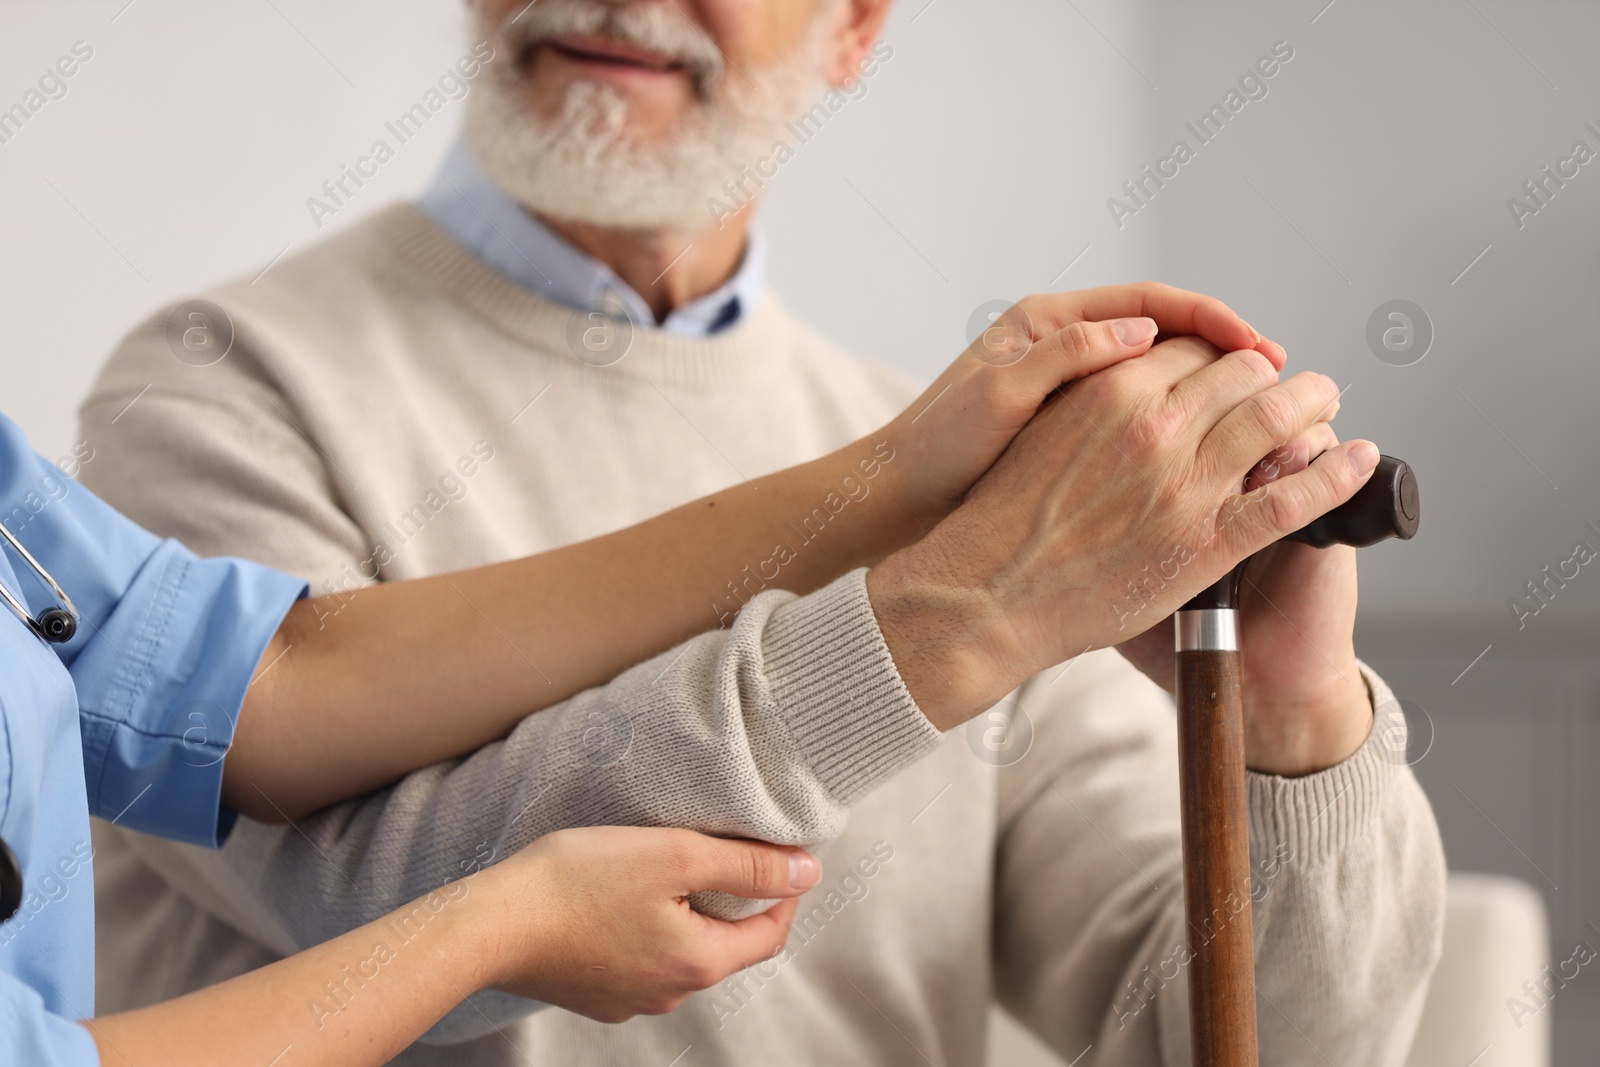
[1176,649,1259,1067]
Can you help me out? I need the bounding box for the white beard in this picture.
[462,3,832,232]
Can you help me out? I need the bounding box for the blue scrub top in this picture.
[0,412,304,1065]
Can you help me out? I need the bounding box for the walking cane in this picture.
[1175,455,1420,1066]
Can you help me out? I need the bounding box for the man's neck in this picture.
[536,204,756,324]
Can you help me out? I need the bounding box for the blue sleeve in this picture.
[0,413,306,847]
[0,972,101,1067]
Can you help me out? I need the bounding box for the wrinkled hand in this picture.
[868,335,1379,732]
[478,827,818,1023]
[1115,433,1372,776]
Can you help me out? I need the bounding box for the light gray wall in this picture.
[2,0,471,459]
[1139,0,1600,632]
[3,0,1596,1061]
[1129,6,1599,1062]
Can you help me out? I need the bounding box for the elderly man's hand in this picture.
[867,335,1378,757]
[875,282,1284,537]
[1113,432,1373,776]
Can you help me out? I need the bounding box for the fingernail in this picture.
[1243,321,1262,344]
[1112,316,1157,347]
[788,852,820,890]
[1347,441,1379,476]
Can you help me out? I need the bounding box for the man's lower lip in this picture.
[539,42,683,76]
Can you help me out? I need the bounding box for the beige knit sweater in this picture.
[79,205,1445,1066]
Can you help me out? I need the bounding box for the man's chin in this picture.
[468,132,720,233]
[465,48,816,234]
[518,95,694,152]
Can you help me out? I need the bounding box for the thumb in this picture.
[1031,316,1158,386]
[968,314,1159,414]
[683,837,822,900]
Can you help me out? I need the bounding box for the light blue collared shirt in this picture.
[0,411,305,1065]
[417,142,764,334]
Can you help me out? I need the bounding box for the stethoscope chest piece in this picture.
[36,608,76,644]
[0,521,78,646]
[0,836,21,924]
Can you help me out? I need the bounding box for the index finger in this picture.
[694,896,799,978]
[1018,282,1284,371]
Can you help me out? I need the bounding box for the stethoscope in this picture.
[0,519,81,925]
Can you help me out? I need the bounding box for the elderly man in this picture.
[80,0,1444,1063]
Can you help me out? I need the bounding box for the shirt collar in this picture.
[416,141,763,336]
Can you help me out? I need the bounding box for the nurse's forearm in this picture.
[84,877,496,1067]
[83,827,810,1065]
[224,435,909,822]
[220,287,1264,823]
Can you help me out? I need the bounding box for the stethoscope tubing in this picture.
[0,519,81,923]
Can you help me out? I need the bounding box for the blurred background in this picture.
[3,0,1595,1063]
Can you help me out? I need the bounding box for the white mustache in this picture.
[497,0,725,94]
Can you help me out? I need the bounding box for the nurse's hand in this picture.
[86,826,816,1066]
[478,826,818,1022]
[878,282,1284,526]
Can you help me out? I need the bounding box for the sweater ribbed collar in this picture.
[371,203,792,392]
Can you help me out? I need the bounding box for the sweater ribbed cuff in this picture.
[761,568,944,806]
[1246,660,1402,868]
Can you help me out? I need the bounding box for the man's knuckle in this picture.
[1125,406,1177,456]
[1295,371,1340,414]
[1262,483,1304,532]
[1231,348,1276,386]
[1249,390,1300,440]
